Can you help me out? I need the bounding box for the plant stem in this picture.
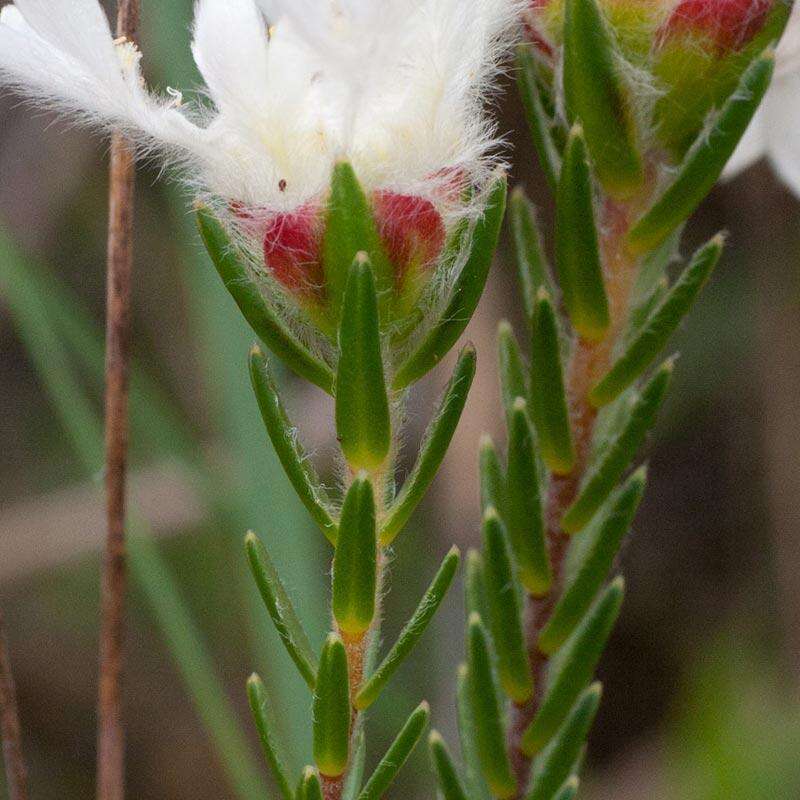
[506,198,640,797]
[96,3,140,799]
[0,611,28,800]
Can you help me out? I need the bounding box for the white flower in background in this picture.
[724,0,800,195]
[0,0,523,311]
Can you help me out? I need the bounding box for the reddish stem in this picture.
[0,611,29,800]
[96,4,140,799]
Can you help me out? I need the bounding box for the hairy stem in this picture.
[0,611,28,800]
[96,4,140,799]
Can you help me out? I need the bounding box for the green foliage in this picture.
[479,436,508,518]
[313,634,351,778]
[297,767,325,800]
[429,731,471,800]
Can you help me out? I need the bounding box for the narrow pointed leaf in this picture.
[393,174,507,389]
[563,0,643,196]
[482,509,533,703]
[552,778,580,800]
[625,278,669,345]
[465,550,487,620]
[355,547,460,710]
[429,731,470,800]
[249,346,337,543]
[498,321,530,413]
[336,254,391,470]
[530,290,575,474]
[509,188,556,324]
[313,634,351,778]
[628,53,774,254]
[380,345,476,544]
[342,730,366,800]
[563,363,670,533]
[323,161,393,318]
[245,533,317,689]
[357,702,430,800]
[589,235,723,407]
[523,579,624,755]
[555,127,610,341]
[527,685,601,800]
[479,435,508,518]
[247,674,295,800]
[297,767,324,800]
[507,399,551,596]
[517,44,562,192]
[541,471,645,654]
[457,663,490,800]
[333,475,377,636]
[467,615,517,799]
[196,206,334,394]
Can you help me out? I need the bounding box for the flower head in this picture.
[0,0,524,330]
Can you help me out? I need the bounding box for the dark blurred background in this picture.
[1,2,799,798]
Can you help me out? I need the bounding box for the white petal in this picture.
[763,74,800,197]
[191,0,270,118]
[722,108,767,180]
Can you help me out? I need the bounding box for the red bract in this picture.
[262,205,325,300]
[372,191,446,288]
[659,0,773,52]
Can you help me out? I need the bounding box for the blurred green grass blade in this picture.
[540,471,645,655]
[509,188,555,323]
[247,674,295,800]
[380,345,476,545]
[467,615,517,799]
[516,44,562,193]
[341,728,366,800]
[355,546,460,710]
[479,435,507,519]
[393,174,507,389]
[628,52,774,254]
[482,509,533,704]
[522,579,624,755]
[429,730,470,800]
[357,702,430,800]
[249,346,337,544]
[245,533,318,689]
[527,685,600,800]
[550,778,579,800]
[563,362,671,533]
[590,235,723,407]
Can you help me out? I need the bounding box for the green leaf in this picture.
[380,345,477,544]
[465,550,488,620]
[245,533,318,689]
[297,767,324,800]
[555,127,610,341]
[527,685,601,800]
[530,289,575,474]
[498,321,530,414]
[482,509,534,703]
[196,206,334,394]
[247,674,295,800]
[507,399,551,596]
[516,44,562,192]
[342,730,366,800]
[313,634,351,778]
[628,52,774,254]
[335,254,391,470]
[522,579,624,755]
[355,547,460,710]
[563,0,643,197]
[540,470,645,654]
[509,188,555,324]
[323,161,393,320]
[479,435,508,518]
[332,475,378,637]
[429,731,470,800]
[249,346,338,544]
[467,615,518,799]
[551,778,580,800]
[357,702,430,800]
[457,663,490,800]
[589,235,724,407]
[393,174,507,389]
[562,363,670,533]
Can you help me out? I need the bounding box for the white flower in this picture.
[723,1,800,195]
[0,0,524,215]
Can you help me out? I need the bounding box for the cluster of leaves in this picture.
[427,0,779,797]
[198,164,507,797]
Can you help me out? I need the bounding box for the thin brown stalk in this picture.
[0,611,29,800]
[96,3,140,799]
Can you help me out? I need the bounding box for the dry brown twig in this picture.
[96,2,140,799]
